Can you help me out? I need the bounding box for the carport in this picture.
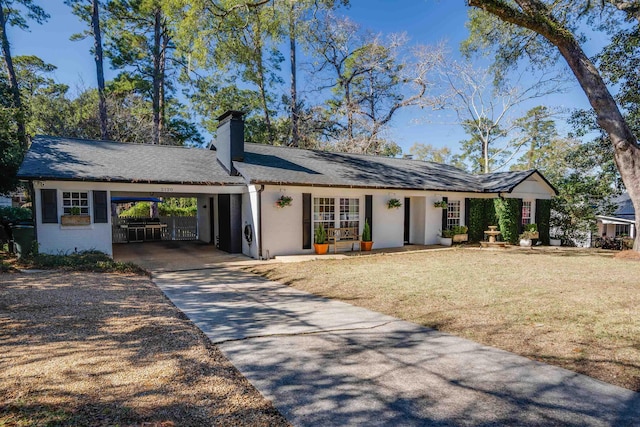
[113,240,253,272]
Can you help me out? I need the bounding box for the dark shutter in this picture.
[365,195,372,239]
[302,193,311,249]
[93,191,108,223]
[464,198,471,227]
[441,196,448,231]
[41,189,57,223]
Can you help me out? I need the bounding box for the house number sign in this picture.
[160,187,174,192]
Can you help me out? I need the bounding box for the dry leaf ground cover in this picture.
[0,271,289,427]
[250,248,640,391]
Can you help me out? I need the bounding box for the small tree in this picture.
[362,218,371,242]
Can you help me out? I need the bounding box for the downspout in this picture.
[257,185,264,259]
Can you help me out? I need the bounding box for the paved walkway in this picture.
[150,266,640,427]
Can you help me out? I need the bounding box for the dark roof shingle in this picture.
[18,136,552,194]
[18,135,245,185]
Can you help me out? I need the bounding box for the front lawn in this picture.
[249,247,640,391]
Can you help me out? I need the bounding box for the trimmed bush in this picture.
[494,198,520,244]
[536,199,551,245]
[468,199,497,242]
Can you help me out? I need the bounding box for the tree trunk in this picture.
[468,0,640,251]
[159,18,169,144]
[289,0,299,147]
[152,7,161,145]
[0,5,26,149]
[92,0,108,140]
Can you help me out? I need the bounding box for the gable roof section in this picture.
[18,135,245,185]
[612,193,635,220]
[18,135,556,195]
[476,169,558,195]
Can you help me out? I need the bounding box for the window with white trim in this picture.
[522,201,532,225]
[615,224,630,237]
[62,191,89,215]
[313,197,360,231]
[447,200,460,229]
[313,197,335,233]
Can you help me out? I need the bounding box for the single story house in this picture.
[17,111,557,258]
[596,193,636,239]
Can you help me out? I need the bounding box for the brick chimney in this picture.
[215,110,245,175]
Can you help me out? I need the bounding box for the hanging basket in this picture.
[275,195,293,208]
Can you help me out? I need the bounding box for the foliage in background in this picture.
[119,198,197,217]
[0,75,24,194]
[0,206,31,222]
[494,198,519,244]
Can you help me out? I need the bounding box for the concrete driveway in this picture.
[149,265,640,427]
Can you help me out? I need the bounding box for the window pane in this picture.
[522,201,532,225]
[339,198,359,229]
[447,200,461,229]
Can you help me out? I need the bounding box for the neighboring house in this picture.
[0,196,11,208]
[17,111,557,258]
[596,193,636,239]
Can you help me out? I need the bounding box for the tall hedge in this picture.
[494,198,520,244]
[536,199,551,245]
[468,199,498,241]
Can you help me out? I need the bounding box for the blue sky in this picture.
[10,0,594,155]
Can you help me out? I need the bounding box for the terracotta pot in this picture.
[61,214,91,226]
[314,243,329,255]
[361,241,373,251]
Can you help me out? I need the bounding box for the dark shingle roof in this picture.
[18,135,553,194]
[612,193,635,220]
[17,135,245,185]
[238,143,551,193]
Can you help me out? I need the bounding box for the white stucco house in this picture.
[17,111,557,258]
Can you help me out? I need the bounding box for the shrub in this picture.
[0,206,32,223]
[362,219,371,242]
[494,198,520,244]
[18,250,147,275]
[314,223,327,244]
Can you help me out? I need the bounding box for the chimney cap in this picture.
[217,110,245,122]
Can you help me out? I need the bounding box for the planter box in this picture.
[452,233,468,243]
[439,237,453,247]
[61,215,91,226]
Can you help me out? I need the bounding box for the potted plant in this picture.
[314,223,329,254]
[549,235,561,246]
[361,218,373,251]
[451,225,468,243]
[519,230,536,247]
[61,206,91,226]
[387,198,402,209]
[439,229,454,246]
[433,200,448,208]
[523,223,539,239]
[275,195,293,208]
